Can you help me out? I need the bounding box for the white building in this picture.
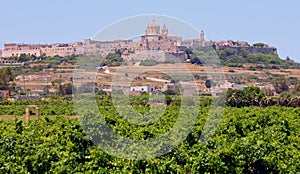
[130,86,155,93]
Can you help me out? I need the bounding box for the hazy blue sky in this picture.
[1,0,299,61]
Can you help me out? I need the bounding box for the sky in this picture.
[0,0,300,61]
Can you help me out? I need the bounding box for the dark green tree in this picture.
[205,79,215,89]
[272,77,289,94]
[0,67,15,90]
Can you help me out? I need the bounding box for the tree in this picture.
[0,67,15,90]
[292,82,300,94]
[193,74,201,80]
[243,86,266,106]
[185,49,193,59]
[239,48,249,58]
[289,77,298,85]
[43,85,50,95]
[272,77,289,94]
[164,89,176,95]
[96,89,107,95]
[253,43,266,47]
[101,53,123,66]
[61,83,73,95]
[18,53,31,62]
[205,79,215,89]
[225,86,266,107]
[226,89,248,107]
[223,48,235,57]
[278,92,293,106]
[190,57,203,65]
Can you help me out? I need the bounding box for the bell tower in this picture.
[200,30,205,46]
[161,24,168,36]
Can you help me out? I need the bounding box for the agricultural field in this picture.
[0,96,299,173]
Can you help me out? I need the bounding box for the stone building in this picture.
[77,20,187,61]
[2,43,44,57]
[77,39,135,56]
[181,30,207,48]
[140,20,182,52]
[41,42,82,57]
[1,42,82,58]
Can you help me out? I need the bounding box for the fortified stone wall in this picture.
[165,52,186,62]
[123,51,166,61]
[123,50,186,62]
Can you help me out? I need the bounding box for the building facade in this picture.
[1,42,82,58]
[130,86,156,93]
[2,44,43,57]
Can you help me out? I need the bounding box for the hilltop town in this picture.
[0,20,277,60]
[0,20,299,100]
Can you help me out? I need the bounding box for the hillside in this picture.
[0,50,299,98]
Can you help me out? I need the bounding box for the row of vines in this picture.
[0,97,299,173]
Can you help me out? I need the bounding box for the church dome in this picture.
[148,20,160,27]
[146,19,160,35]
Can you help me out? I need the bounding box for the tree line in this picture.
[219,86,300,108]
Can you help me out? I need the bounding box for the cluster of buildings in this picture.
[0,20,278,60]
[0,43,82,58]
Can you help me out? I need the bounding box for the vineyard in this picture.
[0,96,300,173]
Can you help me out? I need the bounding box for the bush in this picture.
[226,86,266,107]
[164,89,176,95]
[140,59,158,66]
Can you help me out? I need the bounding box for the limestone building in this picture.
[2,43,44,57]
[140,20,183,52]
[41,42,82,57]
[1,42,82,58]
